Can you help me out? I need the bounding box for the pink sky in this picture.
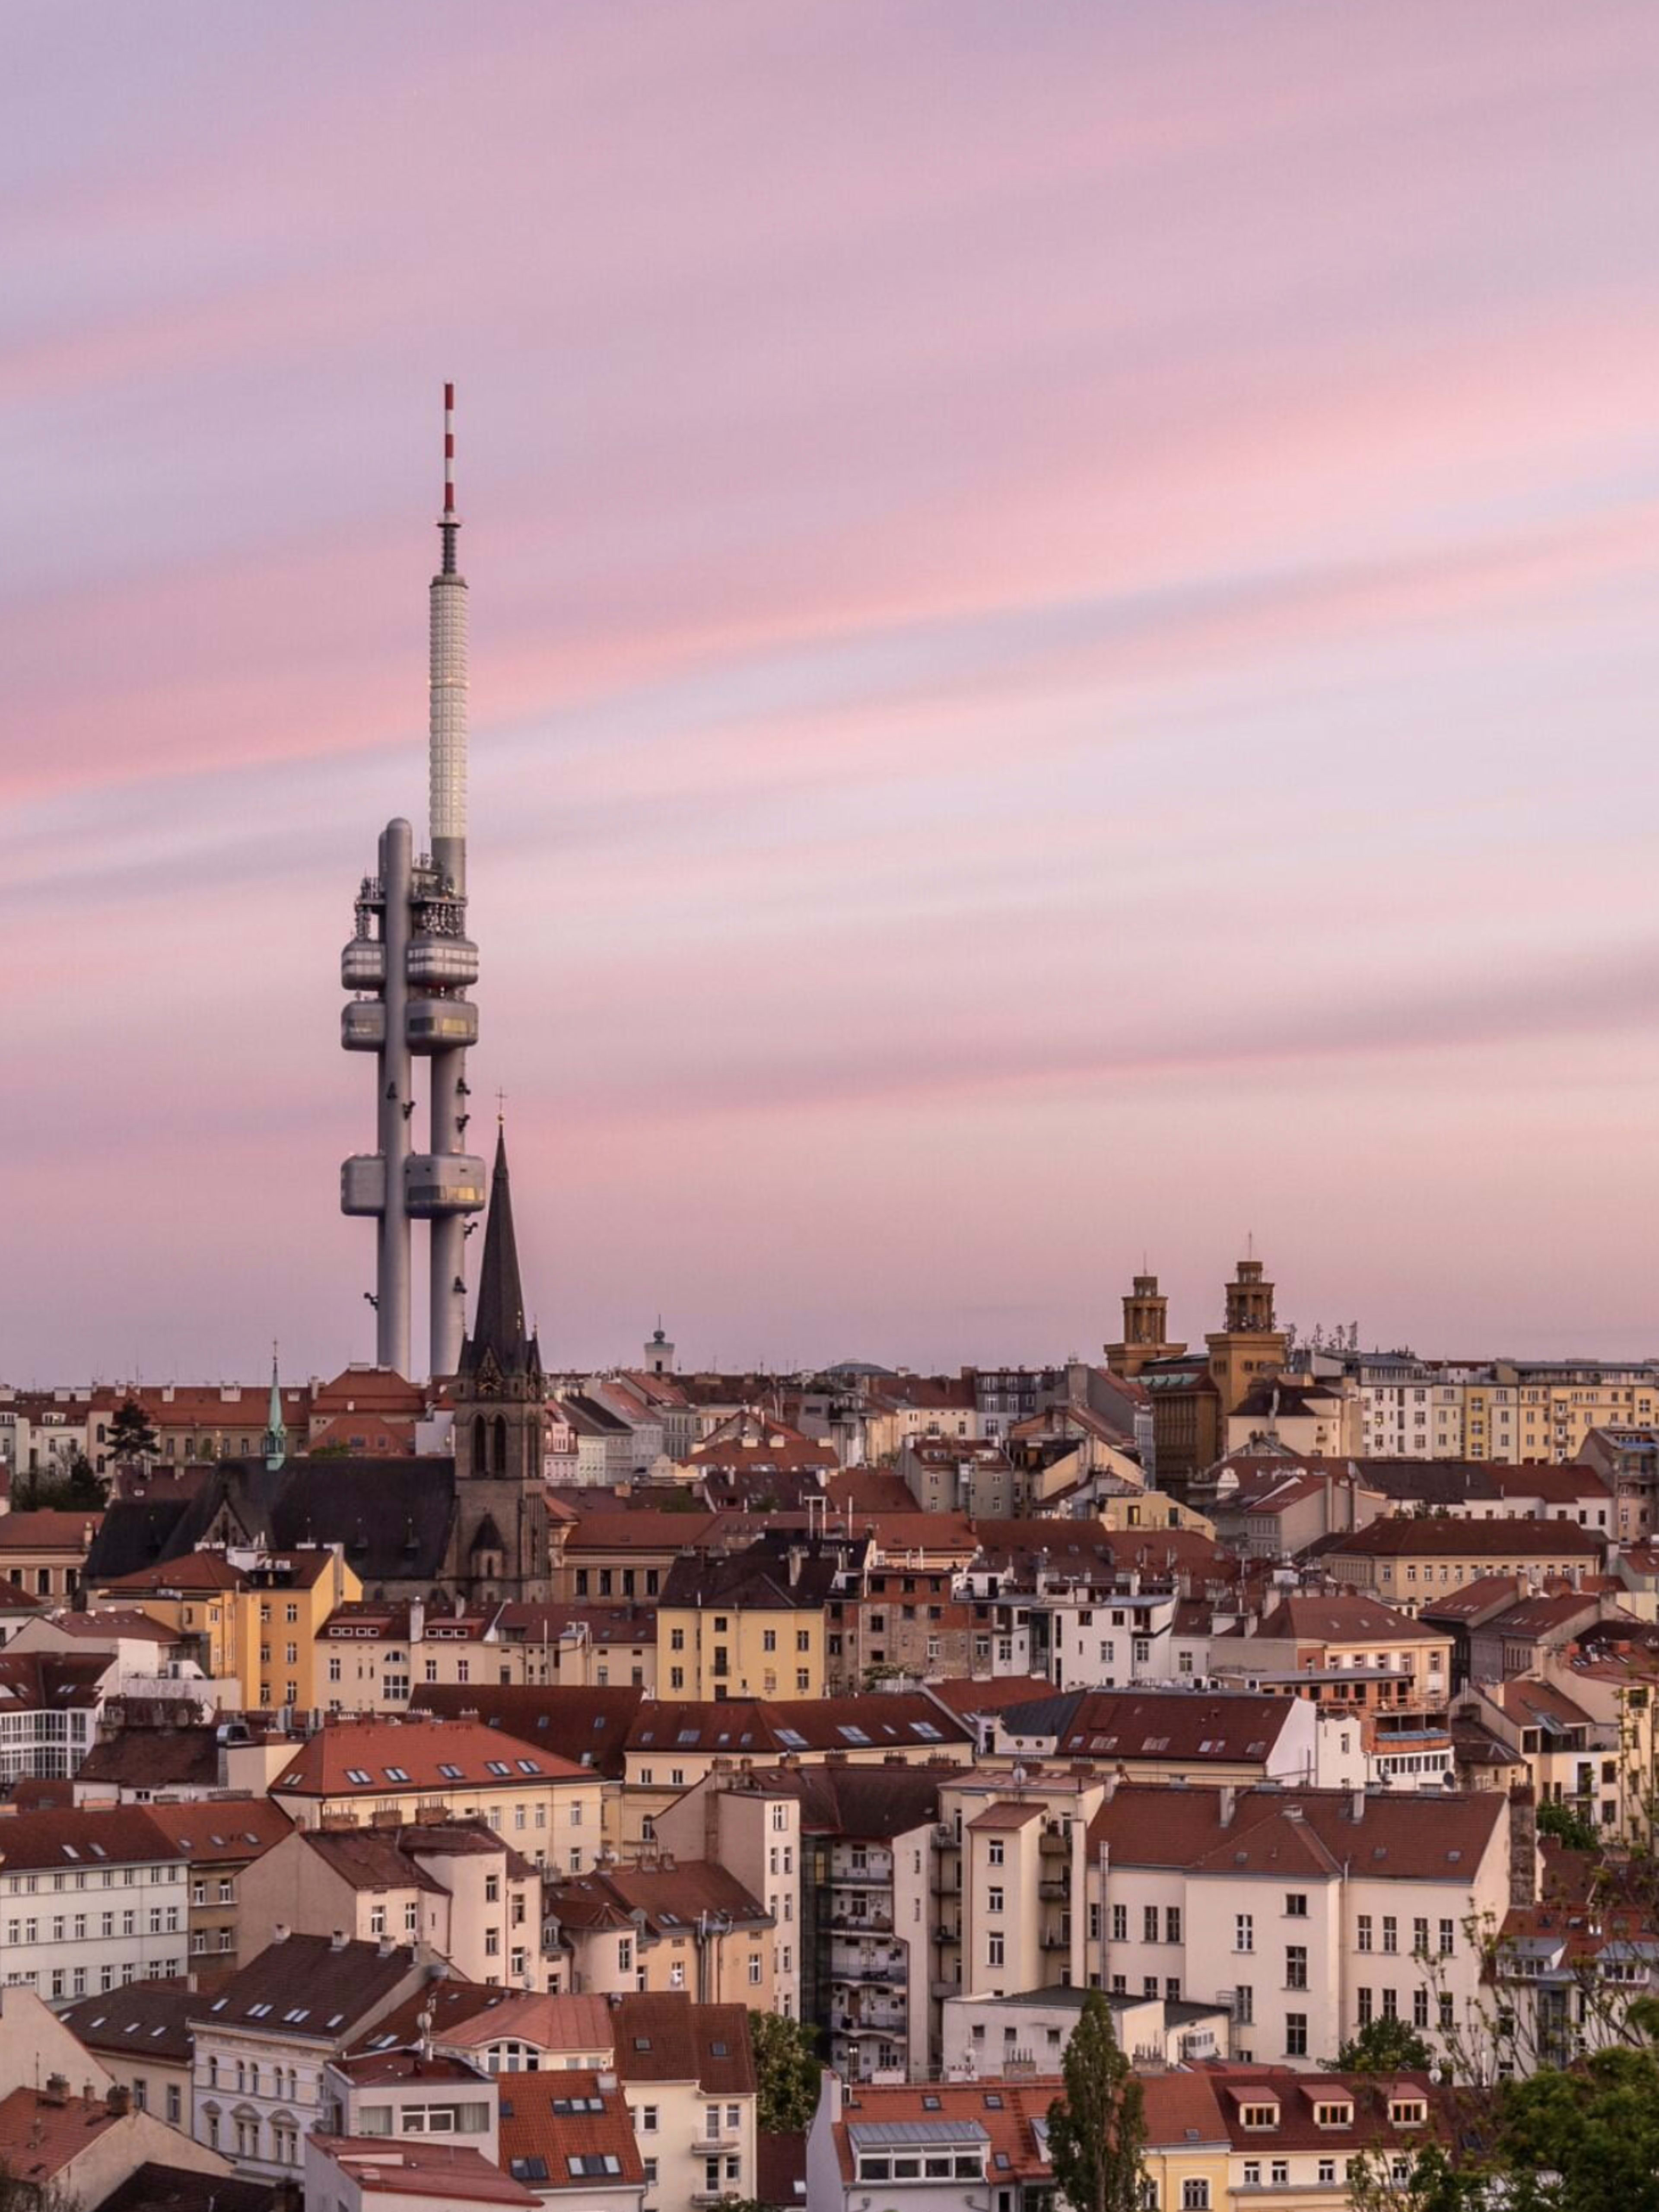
[6,0,1659,1382]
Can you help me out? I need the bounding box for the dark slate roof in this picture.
[659,1539,839,1612]
[61,1978,198,2065]
[87,1459,457,1592]
[76,1727,221,1791]
[96,2167,281,2212]
[410,1685,645,1778]
[189,1932,420,2044]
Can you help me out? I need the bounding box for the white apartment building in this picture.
[189,1931,432,2179]
[1087,1782,1517,2071]
[0,1806,189,2007]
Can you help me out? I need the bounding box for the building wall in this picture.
[657,1604,825,1702]
[0,1854,188,2007]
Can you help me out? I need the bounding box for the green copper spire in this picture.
[263,1344,287,1471]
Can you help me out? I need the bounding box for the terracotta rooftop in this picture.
[271,1714,589,1796]
[498,2067,645,2194]
[612,1993,755,2095]
[314,2136,538,2205]
[1088,1781,1505,1882]
[0,2085,121,2182]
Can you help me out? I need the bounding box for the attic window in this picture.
[384,1767,410,1785]
[345,1769,373,1786]
[922,2095,941,2111]
[246,2003,273,2019]
[438,1764,464,1781]
[516,1760,541,1774]
[1389,2100,1427,2126]
[485,1761,512,1777]
[983,2094,1004,2109]
[710,2040,728,2056]
[1314,2102,1353,2128]
[1240,2103,1279,2129]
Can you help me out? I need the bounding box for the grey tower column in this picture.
[376,817,414,1376]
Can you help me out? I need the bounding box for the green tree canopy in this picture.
[748,2010,821,2133]
[1335,2015,1436,2075]
[105,1398,161,1462]
[1046,1990,1146,2212]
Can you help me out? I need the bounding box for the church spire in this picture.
[460,1125,539,1378]
[263,1344,287,1472]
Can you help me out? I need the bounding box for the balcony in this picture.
[830,1960,906,1986]
[1039,1875,1068,1899]
[1039,1830,1069,1857]
[695,2130,741,2154]
[830,1914,894,1936]
[931,1978,962,2000]
[1040,1928,1070,1950]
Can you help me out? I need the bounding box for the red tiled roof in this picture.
[314,2136,538,2205]
[0,2086,119,2180]
[612,1993,755,2095]
[270,1715,589,1796]
[497,2068,645,2192]
[1088,1781,1505,1882]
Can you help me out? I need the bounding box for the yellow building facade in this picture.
[91,1545,361,1712]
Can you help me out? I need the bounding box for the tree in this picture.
[1493,2003,1659,2212]
[1335,2016,1436,2075]
[105,1397,160,1464]
[13,1453,104,1513]
[748,2010,821,2133]
[1046,1989,1146,2212]
[1537,1800,1600,1853]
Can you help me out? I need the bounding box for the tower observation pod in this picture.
[340,384,486,1379]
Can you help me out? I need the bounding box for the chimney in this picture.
[1509,1783,1538,1908]
[105,2083,132,2119]
[41,2075,69,2107]
[331,1928,349,1950]
[273,1922,291,1944]
[1350,1786,1366,1822]
[596,2070,617,2094]
[410,1599,426,1645]
[1218,1786,1236,1830]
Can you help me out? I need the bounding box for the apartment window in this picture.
[1285,2013,1308,2057]
[1144,1907,1159,1944]
[1285,1894,1307,1918]
[1382,1916,1398,1955]
[988,1935,1004,1967]
[1382,1987,1398,2021]
[1233,1984,1252,2024]
[797,1630,810,1653]
[1112,1905,1127,1943]
[1357,1915,1373,1953]
[1358,1986,1373,2025]
[763,1630,776,1652]
[1439,1919,1455,1957]
[988,1888,1004,1914]
[1285,1946,1308,1991]
[1413,1987,1430,2029]
[1413,1917,1429,1956]
[1182,2184,1210,2211]
[1318,2161,1337,2187]
[1165,1908,1181,1944]
[1235,1913,1253,1953]
[671,1629,685,1652]
[988,1840,1004,1866]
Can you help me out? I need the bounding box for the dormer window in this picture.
[1240,2102,1279,2130]
[1389,2099,1427,2127]
[1314,2101,1353,2128]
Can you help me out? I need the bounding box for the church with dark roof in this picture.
[85,1130,551,1606]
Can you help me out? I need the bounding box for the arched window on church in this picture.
[472,1414,487,1475]
[492,1415,509,1475]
